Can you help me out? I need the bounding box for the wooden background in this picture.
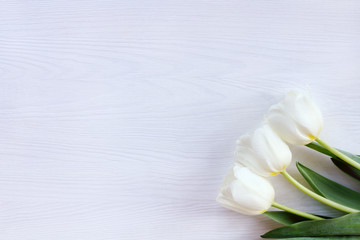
[1,1,360,239]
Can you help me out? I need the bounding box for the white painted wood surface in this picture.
[0,1,360,239]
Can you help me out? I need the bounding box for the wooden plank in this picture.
[0,0,359,239]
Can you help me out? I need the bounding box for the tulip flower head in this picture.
[266,90,323,145]
[235,124,292,177]
[216,164,275,215]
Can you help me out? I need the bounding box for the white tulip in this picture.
[235,124,292,177]
[216,164,275,215]
[267,90,323,145]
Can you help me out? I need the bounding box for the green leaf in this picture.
[264,211,330,226]
[306,142,335,158]
[296,162,360,211]
[264,211,312,226]
[306,142,360,163]
[261,213,360,238]
[305,142,360,182]
[331,158,360,182]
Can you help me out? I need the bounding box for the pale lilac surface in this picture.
[0,1,360,240]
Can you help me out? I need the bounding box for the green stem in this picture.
[281,170,358,213]
[315,137,360,170]
[271,202,324,220]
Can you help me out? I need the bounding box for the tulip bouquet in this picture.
[217,90,360,239]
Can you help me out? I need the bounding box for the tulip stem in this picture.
[281,170,358,213]
[271,202,324,220]
[315,137,360,170]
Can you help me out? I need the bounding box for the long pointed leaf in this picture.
[264,211,330,226]
[331,157,360,182]
[296,162,360,210]
[305,142,360,162]
[306,142,360,181]
[306,142,335,158]
[261,213,360,238]
[264,211,312,226]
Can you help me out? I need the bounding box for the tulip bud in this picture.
[266,90,323,145]
[235,124,292,177]
[216,164,275,215]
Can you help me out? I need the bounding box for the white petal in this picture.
[235,145,272,177]
[218,166,237,196]
[236,166,275,201]
[217,165,275,215]
[231,180,270,214]
[267,108,309,145]
[288,92,322,139]
[216,191,260,215]
[252,124,292,174]
[233,167,274,210]
[236,133,252,147]
[267,90,323,145]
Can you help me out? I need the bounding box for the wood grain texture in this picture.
[0,1,360,239]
